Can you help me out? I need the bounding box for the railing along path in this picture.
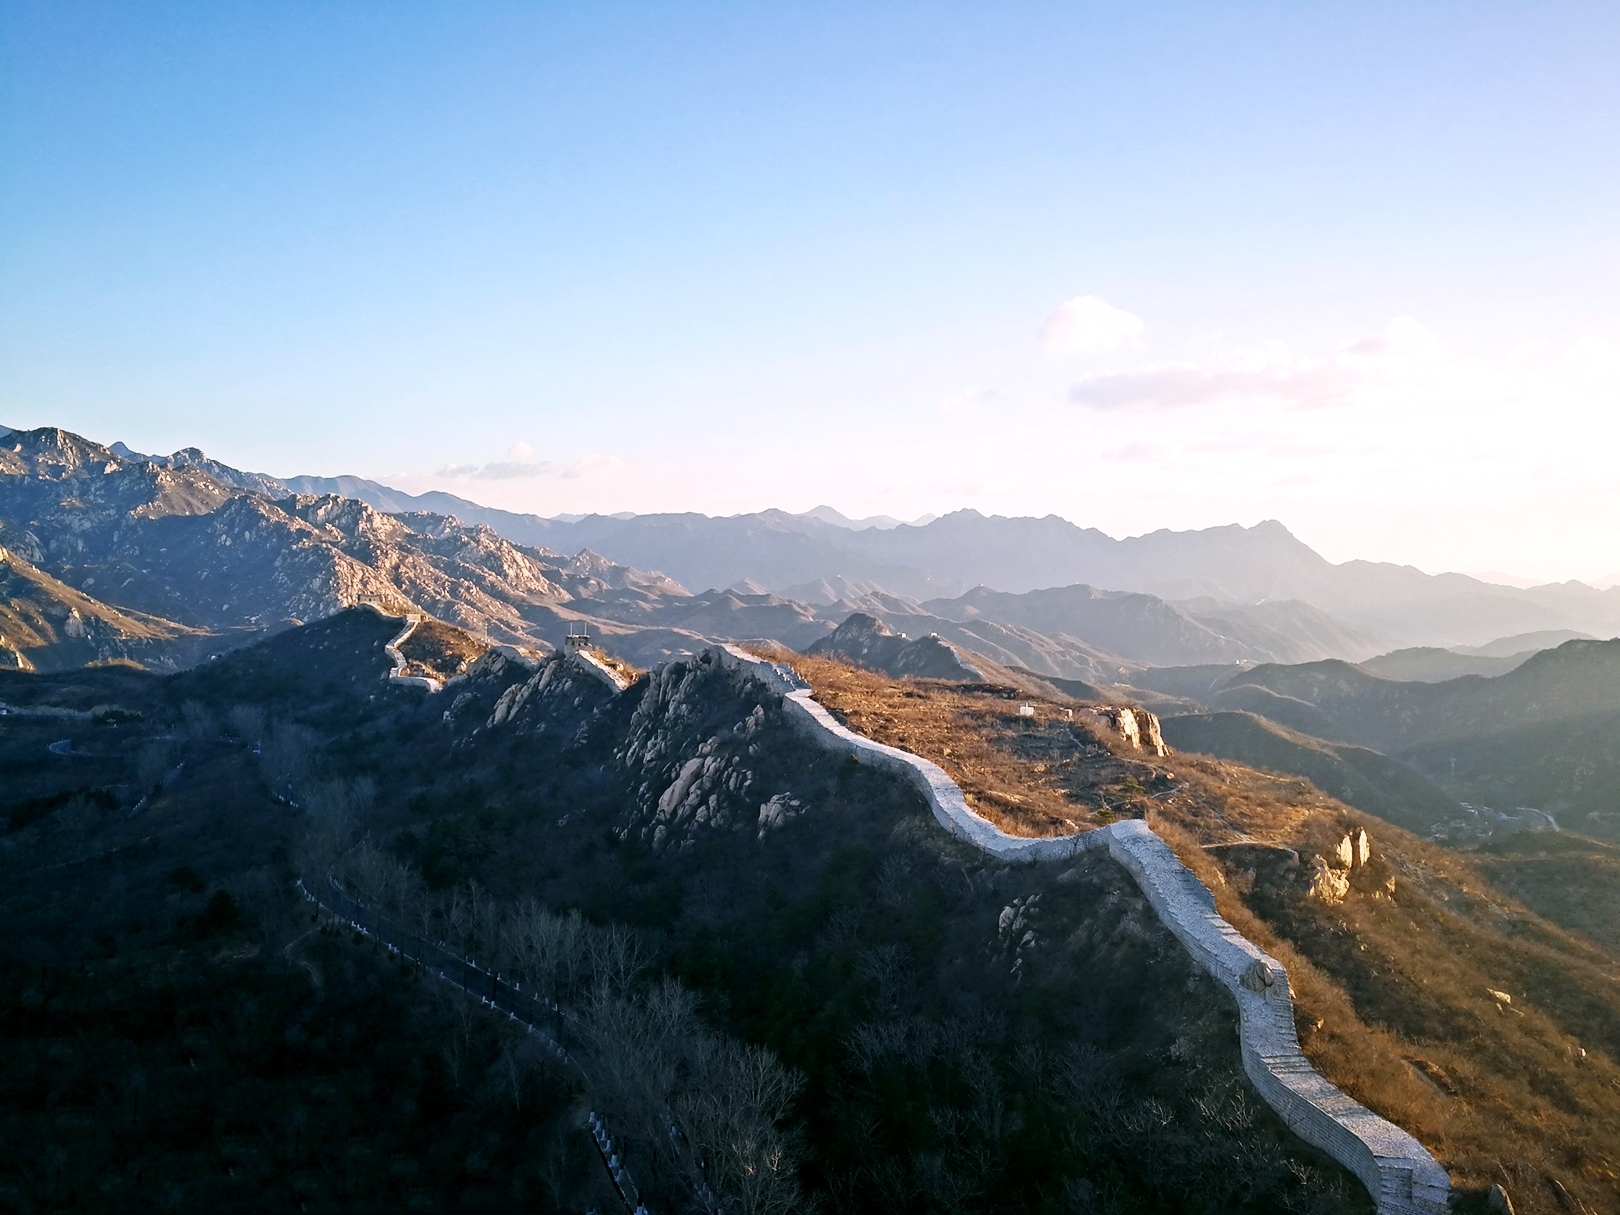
[296,875,660,1214]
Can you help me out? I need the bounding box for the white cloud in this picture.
[1068,317,1446,411]
[1069,357,1342,410]
[1039,296,1145,356]
[508,440,535,459]
[474,460,554,479]
[434,459,553,480]
[430,452,626,483]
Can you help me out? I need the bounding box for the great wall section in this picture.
[346,611,1450,1213]
[712,644,1452,1215]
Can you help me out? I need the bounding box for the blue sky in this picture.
[3,2,1619,580]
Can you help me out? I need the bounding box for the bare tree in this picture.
[502,900,591,1000]
[260,721,320,801]
[676,1032,806,1215]
[179,700,218,745]
[226,704,266,746]
[292,778,372,878]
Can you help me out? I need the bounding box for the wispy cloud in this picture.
[433,453,625,482]
[435,459,552,479]
[1040,296,1144,356]
[1068,317,1445,410]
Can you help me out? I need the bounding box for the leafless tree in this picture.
[226,704,266,746]
[260,721,320,799]
[676,1031,806,1215]
[179,700,218,744]
[293,777,372,877]
[502,900,591,1000]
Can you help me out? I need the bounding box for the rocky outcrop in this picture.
[613,653,777,850]
[0,543,216,671]
[1307,856,1352,903]
[806,612,983,681]
[1083,705,1168,756]
[1307,827,1375,905]
[0,426,689,666]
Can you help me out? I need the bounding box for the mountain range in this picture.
[6,424,1619,685]
[260,466,1620,647]
[9,424,1620,1212]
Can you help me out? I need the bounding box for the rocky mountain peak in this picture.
[807,611,983,681]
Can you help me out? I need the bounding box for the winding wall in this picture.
[360,602,442,692]
[713,645,1450,1215]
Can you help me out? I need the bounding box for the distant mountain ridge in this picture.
[2,426,1369,675]
[11,424,1616,679]
[227,453,1620,648]
[1187,640,1620,844]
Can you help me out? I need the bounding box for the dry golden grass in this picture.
[781,651,1620,1214]
[397,617,490,682]
[787,654,1160,837]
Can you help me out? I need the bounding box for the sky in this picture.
[2,2,1618,583]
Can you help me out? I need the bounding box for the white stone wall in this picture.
[361,602,442,692]
[714,645,1449,1215]
[567,646,633,692]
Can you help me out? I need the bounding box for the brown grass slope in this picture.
[0,546,212,671]
[393,616,494,683]
[784,653,1620,1215]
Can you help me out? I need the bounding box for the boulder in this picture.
[1307,856,1350,903]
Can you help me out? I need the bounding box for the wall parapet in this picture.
[713,644,1449,1215]
[566,645,633,692]
[360,602,442,692]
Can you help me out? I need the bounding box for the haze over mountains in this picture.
[6,424,1620,686]
[270,451,1620,649]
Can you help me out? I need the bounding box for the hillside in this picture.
[805,611,985,680]
[113,434,1620,650]
[8,603,1620,1209]
[1206,642,1620,842]
[2,614,1383,1214]
[773,655,1620,1214]
[0,426,698,665]
[0,545,219,672]
[1157,711,1464,838]
[264,489,1620,648]
[1360,647,1536,682]
[7,426,1440,678]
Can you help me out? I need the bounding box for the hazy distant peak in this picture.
[799,505,909,530]
[1450,629,1597,657]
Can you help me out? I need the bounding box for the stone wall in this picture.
[714,644,1450,1215]
[566,645,633,693]
[361,603,442,692]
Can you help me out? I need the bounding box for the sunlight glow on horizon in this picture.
[3,2,1618,583]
